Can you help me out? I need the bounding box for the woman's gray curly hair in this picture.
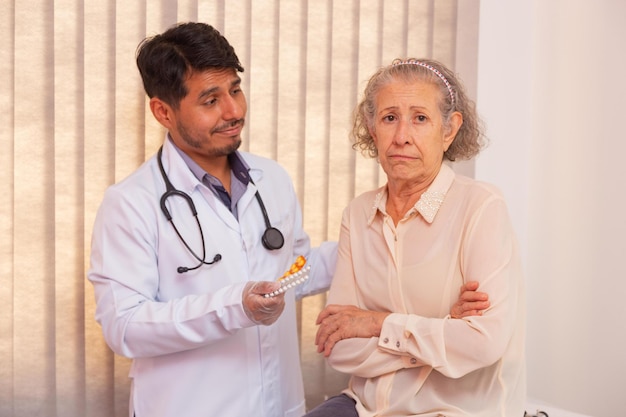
[351,58,486,161]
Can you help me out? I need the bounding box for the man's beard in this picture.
[178,120,243,157]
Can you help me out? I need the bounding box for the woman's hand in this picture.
[450,281,490,318]
[315,305,390,357]
[315,282,490,356]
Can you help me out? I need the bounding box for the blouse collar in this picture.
[368,163,455,225]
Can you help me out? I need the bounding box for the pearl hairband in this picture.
[391,58,455,107]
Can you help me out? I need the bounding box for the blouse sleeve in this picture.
[325,205,413,378]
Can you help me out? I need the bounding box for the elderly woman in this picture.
[306,59,526,417]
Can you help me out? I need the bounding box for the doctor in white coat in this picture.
[88,22,336,417]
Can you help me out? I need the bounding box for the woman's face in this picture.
[370,79,461,188]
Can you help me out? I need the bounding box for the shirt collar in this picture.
[167,134,251,187]
[368,163,455,225]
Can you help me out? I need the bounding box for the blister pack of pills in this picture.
[264,256,310,298]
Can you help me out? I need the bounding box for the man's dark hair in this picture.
[136,22,244,108]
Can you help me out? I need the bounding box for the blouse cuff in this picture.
[378,313,421,368]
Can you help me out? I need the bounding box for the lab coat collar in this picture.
[160,136,261,197]
[160,138,205,196]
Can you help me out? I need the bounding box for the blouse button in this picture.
[410,358,417,364]
[383,337,389,344]
[396,341,400,348]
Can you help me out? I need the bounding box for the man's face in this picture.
[165,68,247,163]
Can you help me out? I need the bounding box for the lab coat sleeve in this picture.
[295,240,337,300]
[283,187,337,300]
[88,185,256,359]
[327,194,523,379]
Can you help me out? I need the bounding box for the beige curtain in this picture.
[0,1,478,415]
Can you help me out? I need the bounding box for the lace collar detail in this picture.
[368,164,455,224]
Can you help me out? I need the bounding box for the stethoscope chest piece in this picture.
[262,226,284,250]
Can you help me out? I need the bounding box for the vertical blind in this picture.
[0,1,478,416]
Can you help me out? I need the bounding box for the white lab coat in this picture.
[88,138,336,417]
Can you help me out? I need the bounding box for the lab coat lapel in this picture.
[161,139,240,233]
[236,181,257,217]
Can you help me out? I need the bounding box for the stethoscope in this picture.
[157,146,284,274]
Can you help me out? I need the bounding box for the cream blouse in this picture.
[326,164,526,417]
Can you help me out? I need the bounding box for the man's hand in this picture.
[242,281,285,325]
[450,281,490,318]
[315,305,390,357]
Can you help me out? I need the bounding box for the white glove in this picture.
[242,281,286,325]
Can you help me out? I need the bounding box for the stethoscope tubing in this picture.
[156,145,284,273]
